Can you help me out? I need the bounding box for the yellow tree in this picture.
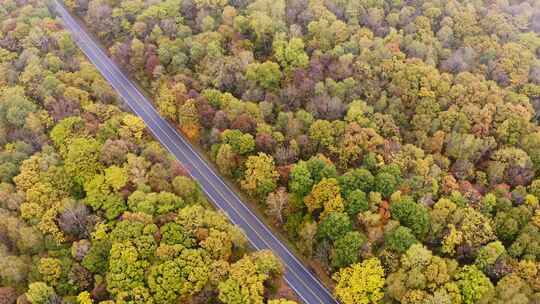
[333,258,385,304]
[156,81,177,121]
[178,99,201,141]
[119,114,145,141]
[304,178,344,217]
[240,153,279,199]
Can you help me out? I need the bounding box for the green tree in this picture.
[374,172,399,198]
[386,244,460,303]
[317,212,352,241]
[288,161,314,198]
[222,129,255,155]
[50,116,86,155]
[0,87,37,128]
[104,165,128,191]
[389,197,430,239]
[345,190,369,217]
[273,37,308,73]
[331,231,366,269]
[246,61,282,90]
[82,240,111,274]
[172,175,203,204]
[385,226,418,253]
[475,241,506,272]
[338,168,374,197]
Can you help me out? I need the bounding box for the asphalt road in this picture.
[53,2,339,303]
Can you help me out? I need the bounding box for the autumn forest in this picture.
[2,0,540,303]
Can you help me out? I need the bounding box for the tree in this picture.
[333,258,385,304]
[345,190,369,218]
[64,137,103,186]
[491,274,536,304]
[268,300,297,304]
[156,82,177,121]
[331,231,366,270]
[218,250,282,304]
[25,282,58,304]
[172,175,203,204]
[84,173,127,220]
[104,165,128,191]
[521,131,540,171]
[475,241,506,273]
[317,212,352,241]
[509,223,540,260]
[131,191,183,216]
[389,197,430,239]
[0,287,17,304]
[273,37,308,73]
[160,222,194,248]
[99,139,130,166]
[386,244,460,303]
[82,240,111,274]
[338,169,374,198]
[201,229,233,261]
[288,161,314,198]
[385,226,417,253]
[49,116,86,155]
[38,258,62,286]
[178,99,201,141]
[216,144,237,177]
[106,242,149,297]
[0,255,31,286]
[240,153,279,199]
[309,120,335,149]
[304,178,344,217]
[246,61,282,90]
[451,207,497,252]
[221,129,255,155]
[119,114,146,141]
[0,87,37,128]
[456,265,494,304]
[147,248,211,303]
[265,187,289,226]
[130,38,145,68]
[374,172,399,198]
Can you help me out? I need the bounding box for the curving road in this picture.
[53,2,338,303]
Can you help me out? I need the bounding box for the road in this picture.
[53,2,338,304]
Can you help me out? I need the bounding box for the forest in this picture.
[0,1,297,303]
[3,0,540,303]
[63,0,540,303]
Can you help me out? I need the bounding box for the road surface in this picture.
[53,2,338,304]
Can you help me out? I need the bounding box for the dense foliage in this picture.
[68,0,540,302]
[0,1,295,303]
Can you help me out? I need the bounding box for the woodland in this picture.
[3,0,540,303]
[65,0,540,302]
[0,1,295,303]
